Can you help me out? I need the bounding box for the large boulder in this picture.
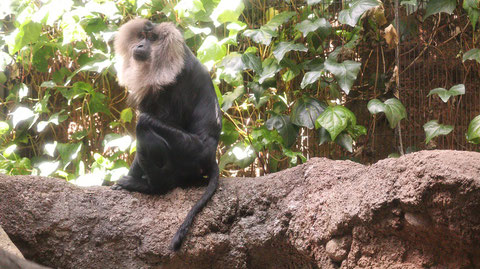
[0,150,479,268]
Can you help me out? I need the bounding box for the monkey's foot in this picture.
[111,175,152,193]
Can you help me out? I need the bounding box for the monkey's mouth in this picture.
[133,52,149,62]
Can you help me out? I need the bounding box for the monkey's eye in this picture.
[148,34,158,42]
[137,32,145,39]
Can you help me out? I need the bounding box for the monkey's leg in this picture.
[112,156,152,193]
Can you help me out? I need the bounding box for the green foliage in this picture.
[424,0,457,20]
[423,120,453,144]
[467,115,480,144]
[463,48,480,63]
[367,98,407,128]
[427,84,465,103]
[0,0,476,182]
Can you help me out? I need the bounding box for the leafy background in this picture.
[0,0,479,185]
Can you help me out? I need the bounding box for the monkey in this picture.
[112,18,222,251]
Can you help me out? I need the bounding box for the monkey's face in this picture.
[133,21,159,62]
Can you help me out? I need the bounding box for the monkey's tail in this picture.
[170,164,219,251]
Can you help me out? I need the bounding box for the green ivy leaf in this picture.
[248,82,266,104]
[57,142,82,168]
[210,0,244,26]
[220,119,239,146]
[424,0,456,19]
[40,81,57,88]
[295,18,331,38]
[37,110,67,132]
[300,68,324,89]
[120,108,133,123]
[315,106,356,141]
[259,58,281,84]
[463,48,480,63]
[7,21,42,54]
[219,141,256,170]
[242,52,262,74]
[336,133,353,152]
[222,85,245,111]
[466,115,480,144]
[338,0,380,27]
[291,97,327,129]
[367,98,407,128]
[266,113,299,147]
[463,0,480,30]
[0,121,10,135]
[267,11,296,27]
[243,11,295,46]
[37,161,60,177]
[175,0,205,18]
[243,26,278,46]
[272,42,307,62]
[218,53,245,84]
[197,35,227,64]
[89,92,110,115]
[104,134,133,152]
[427,84,465,103]
[10,107,36,129]
[324,58,361,94]
[423,120,453,144]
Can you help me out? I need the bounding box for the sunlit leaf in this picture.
[220,119,239,146]
[338,0,381,27]
[104,134,133,152]
[7,21,42,54]
[175,0,205,18]
[3,145,17,158]
[38,161,60,177]
[423,120,453,144]
[40,81,57,88]
[222,85,245,111]
[44,141,58,157]
[219,141,256,170]
[243,26,277,46]
[315,106,356,141]
[120,108,133,123]
[295,18,331,38]
[10,107,35,128]
[210,0,244,26]
[324,58,361,94]
[259,58,281,84]
[273,42,307,62]
[197,35,227,67]
[466,115,480,144]
[0,121,9,135]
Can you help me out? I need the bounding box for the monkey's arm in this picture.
[137,113,212,156]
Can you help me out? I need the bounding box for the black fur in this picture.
[113,29,221,251]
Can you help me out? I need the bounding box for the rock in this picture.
[325,235,352,262]
[0,248,51,269]
[0,226,24,258]
[0,150,479,268]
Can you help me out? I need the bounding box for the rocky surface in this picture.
[0,150,479,268]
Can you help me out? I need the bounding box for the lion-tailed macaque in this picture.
[112,18,221,251]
